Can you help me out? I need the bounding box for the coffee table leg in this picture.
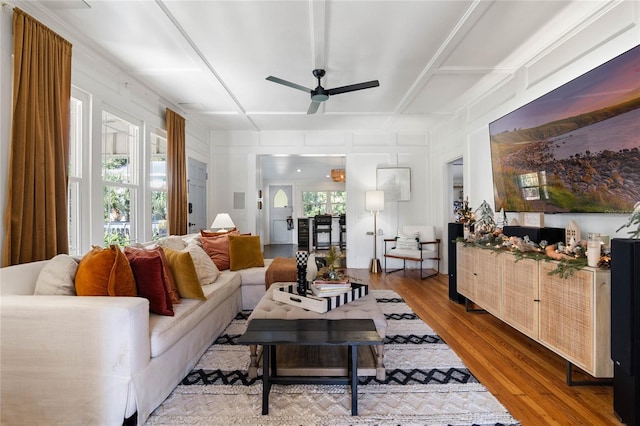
[262,344,270,415]
[350,345,358,415]
[248,344,258,379]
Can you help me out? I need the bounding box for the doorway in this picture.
[188,158,207,233]
[447,157,464,222]
[269,185,293,244]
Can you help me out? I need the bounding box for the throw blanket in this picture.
[265,257,297,289]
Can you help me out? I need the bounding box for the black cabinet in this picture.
[313,215,332,249]
[611,238,640,425]
[339,214,347,249]
[447,223,465,304]
[297,218,310,251]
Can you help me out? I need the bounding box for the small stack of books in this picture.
[310,279,351,297]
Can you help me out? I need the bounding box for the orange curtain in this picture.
[166,108,187,235]
[3,9,72,266]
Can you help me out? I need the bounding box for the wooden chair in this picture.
[383,225,440,279]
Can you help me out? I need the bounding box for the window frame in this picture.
[302,190,346,216]
[68,87,92,256]
[101,107,143,246]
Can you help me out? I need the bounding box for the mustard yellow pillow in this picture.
[161,247,206,300]
[75,246,137,297]
[228,235,264,271]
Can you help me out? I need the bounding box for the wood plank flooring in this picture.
[343,268,621,426]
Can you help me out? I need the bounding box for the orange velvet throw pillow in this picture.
[75,246,137,297]
[228,234,264,271]
[200,228,236,237]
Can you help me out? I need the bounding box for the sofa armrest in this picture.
[0,295,150,425]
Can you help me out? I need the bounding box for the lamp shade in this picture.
[365,191,384,212]
[211,213,235,231]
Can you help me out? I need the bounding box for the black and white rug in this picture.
[146,290,519,425]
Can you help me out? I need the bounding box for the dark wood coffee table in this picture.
[237,318,382,416]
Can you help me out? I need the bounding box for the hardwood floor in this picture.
[344,268,620,426]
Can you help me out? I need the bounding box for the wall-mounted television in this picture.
[489,44,640,214]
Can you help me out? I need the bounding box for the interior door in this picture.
[269,185,293,244]
[188,158,207,234]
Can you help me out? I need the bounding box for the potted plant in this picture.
[616,201,640,239]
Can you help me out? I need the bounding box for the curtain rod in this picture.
[1,2,15,10]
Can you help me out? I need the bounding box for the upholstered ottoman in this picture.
[246,282,387,380]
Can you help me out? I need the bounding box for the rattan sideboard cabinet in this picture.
[456,243,613,381]
[538,262,613,379]
[456,244,503,316]
[501,255,540,340]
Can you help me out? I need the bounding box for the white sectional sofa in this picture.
[0,235,272,425]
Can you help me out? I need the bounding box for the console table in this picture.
[237,319,382,416]
[456,243,613,384]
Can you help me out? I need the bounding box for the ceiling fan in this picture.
[266,69,379,114]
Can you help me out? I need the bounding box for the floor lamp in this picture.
[366,191,384,273]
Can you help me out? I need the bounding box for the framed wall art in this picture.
[376,167,411,202]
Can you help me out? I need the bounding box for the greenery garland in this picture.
[454,236,593,278]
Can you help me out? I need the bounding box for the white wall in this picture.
[431,0,640,272]
[210,131,431,268]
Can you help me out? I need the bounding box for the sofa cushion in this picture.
[124,247,174,316]
[156,235,188,251]
[75,246,137,297]
[34,254,78,296]
[161,248,206,300]
[200,230,239,270]
[148,270,241,357]
[229,235,264,271]
[156,248,181,305]
[185,243,220,285]
[200,228,236,237]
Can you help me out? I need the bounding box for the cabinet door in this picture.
[474,248,503,316]
[539,263,594,373]
[456,244,475,300]
[502,255,539,339]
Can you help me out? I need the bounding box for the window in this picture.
[102,110,140,246]
[150,131,168,240]
[67,89,90,256]
[273,189,288,208]
[67,96,83,255]
[302,191,346,216]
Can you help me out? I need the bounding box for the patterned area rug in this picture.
[146,290,519,426]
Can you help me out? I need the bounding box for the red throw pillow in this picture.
[124,247,174,316]
[201,230,240,270]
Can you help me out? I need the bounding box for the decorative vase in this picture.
[295,251,309,295]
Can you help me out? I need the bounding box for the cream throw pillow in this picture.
[186,243,220,285]
[34,254,79,296]
[396,232,420,250]
[157,236,188,251]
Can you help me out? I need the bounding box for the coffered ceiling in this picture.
[17,0,612,133]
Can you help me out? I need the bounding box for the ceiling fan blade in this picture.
[307,100,321,114]
[266,76,312,93]
[327,80,379,96]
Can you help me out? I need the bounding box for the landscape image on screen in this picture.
[489,44,640,214]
